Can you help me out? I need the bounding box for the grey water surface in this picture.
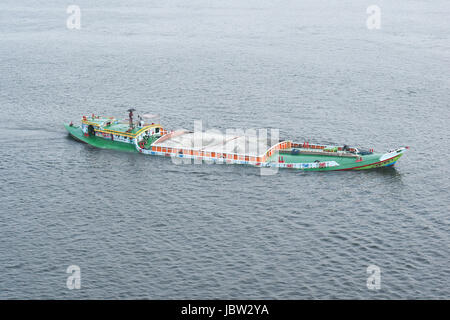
[0,0,449,299]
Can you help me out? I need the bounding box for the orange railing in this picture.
[148,140,292,164]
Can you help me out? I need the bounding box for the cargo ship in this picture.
[65,109,407,171]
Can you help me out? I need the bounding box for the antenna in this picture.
[127,108,136,129]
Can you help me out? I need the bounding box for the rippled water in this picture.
[0,0,449,299]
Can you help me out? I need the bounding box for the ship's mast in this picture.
[127,108,136,129]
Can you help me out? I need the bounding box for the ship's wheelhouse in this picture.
[80,113,165,146]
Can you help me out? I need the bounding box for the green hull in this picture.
[267,151,403,171]
[65,124,137,153]
[65,123,405,171]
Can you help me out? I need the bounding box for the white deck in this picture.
[153,130,274,157]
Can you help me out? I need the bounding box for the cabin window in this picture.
[155,128,160,133]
